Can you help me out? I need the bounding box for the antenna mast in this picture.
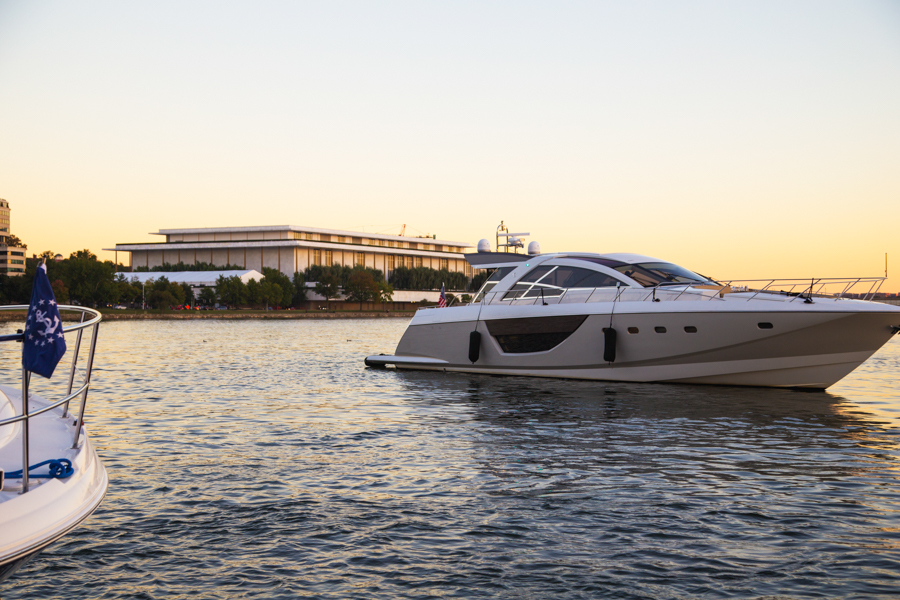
[495,221,529,253]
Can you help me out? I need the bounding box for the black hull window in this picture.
[486,315,588,354]
[493,332,574,354]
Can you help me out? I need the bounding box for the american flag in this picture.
[438,283,447,308]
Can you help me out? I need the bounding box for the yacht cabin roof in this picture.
[465,252,667,270]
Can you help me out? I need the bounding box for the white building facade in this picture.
[109,225,474,280]
[0,199,26,276]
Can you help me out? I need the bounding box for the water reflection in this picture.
[393,370,900,494]
[0,320,897,599]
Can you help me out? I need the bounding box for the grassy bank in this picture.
[0,308,415,321]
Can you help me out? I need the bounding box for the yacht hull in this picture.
[0,386,109,583]
[0,437,107,582]
[374,304,900,389]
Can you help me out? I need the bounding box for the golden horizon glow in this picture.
[2,1,899,291]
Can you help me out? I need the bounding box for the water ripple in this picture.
[1,320,899,598]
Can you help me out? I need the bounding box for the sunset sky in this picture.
[1,1,898,290]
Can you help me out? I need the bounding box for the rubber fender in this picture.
[469,330,482,363]
[603,327,617,363]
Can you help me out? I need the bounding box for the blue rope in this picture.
[5,458,74,479]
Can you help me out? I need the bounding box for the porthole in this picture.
[758,322,774,330]
[654,326,667,334]
[627,327,639,334]
[684,326,697,333]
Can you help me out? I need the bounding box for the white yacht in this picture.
[367,232,900,389]
[0,306,108,582]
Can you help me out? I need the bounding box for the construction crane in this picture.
[399,224,406,236]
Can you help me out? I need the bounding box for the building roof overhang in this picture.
[150,225,471,248]
[106,239,470,259]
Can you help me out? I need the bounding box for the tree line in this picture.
[211,269,306,309]
[133,261,476,292]
[1,253,483,309]
[1,250,129,307]
[304,264,393,306]
[134,261,247,272]
[0,254,390,309]
[387,266,471,292]
[157,265,395,309]
[0,252,293,309]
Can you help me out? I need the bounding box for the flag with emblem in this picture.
[23,263,67,378]
[438,283,447,308]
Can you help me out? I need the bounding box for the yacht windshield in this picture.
[613,262,712,287]
[503,265,624,300]
[473,267,515,302]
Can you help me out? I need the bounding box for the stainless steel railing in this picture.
[0,305,101,494]
[730,277,886,302]
[455,276,888,308]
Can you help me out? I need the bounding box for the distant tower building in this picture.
[0,199,9,245]
[0,199,26,276]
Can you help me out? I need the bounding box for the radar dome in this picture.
[527,241,541,255]
[477,239,491,253]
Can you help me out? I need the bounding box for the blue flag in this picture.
[23,264,67,378]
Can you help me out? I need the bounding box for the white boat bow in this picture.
[0,305,108,583]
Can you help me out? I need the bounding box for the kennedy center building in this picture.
[110,225,474,279]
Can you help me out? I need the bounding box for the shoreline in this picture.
[0,310,415,321]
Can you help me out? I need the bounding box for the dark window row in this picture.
[626,323,774,334]
[626,326,697,334]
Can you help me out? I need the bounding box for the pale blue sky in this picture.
[2,1,899,285]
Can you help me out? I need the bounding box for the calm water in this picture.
[2,319,900,599]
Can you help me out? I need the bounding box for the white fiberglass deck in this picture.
[0,305,108,582]
[0,386,107,566]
